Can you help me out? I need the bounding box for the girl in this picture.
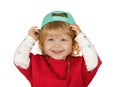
[13,11,102,87]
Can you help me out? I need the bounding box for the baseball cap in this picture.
[41,11,75,28]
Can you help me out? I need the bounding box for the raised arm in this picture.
[13,26,40,69]
[70,24,98,71]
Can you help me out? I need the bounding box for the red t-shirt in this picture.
[16,53,102,87]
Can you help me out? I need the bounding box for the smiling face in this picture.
[44,31,72,60]
[38,21,79,60]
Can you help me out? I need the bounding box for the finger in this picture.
[70,24,81,35]
[70,24,79,29]
[34,29,40,35]
[31,26,38,30]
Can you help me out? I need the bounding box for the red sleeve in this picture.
[82,57,102,87]
[14,53,33,84]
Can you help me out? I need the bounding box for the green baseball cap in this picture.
[41,11,75,28]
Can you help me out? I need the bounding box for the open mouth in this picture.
[52,50,64,54]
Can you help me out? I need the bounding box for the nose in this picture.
[53,41,61,48]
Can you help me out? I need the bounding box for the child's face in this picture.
[43,31,72,60]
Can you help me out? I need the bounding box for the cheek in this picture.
[43,41,50,52]
[64,42,72,51]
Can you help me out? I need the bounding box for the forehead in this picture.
[45,31,71,38]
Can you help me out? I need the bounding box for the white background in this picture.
[0,0,120,87]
